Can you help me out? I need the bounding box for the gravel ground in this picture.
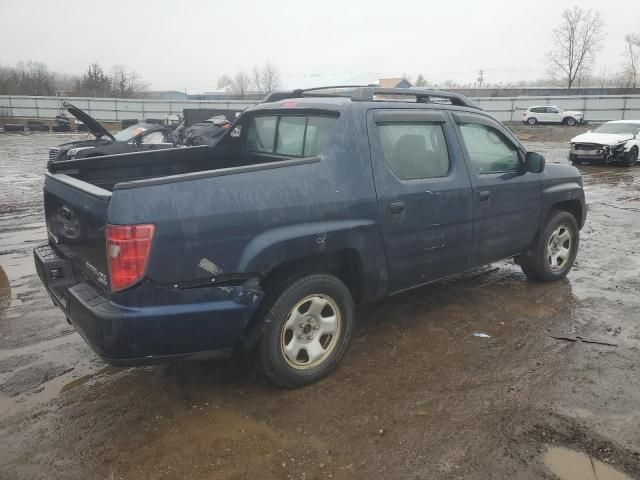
[0,127,639,479]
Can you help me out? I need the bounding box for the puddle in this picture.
[544,447,632,480]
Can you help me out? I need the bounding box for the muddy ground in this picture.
[0,127,638,480]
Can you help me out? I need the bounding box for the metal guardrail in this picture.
[1,94,639,124]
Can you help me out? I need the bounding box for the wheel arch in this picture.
[550,199,584,229]
[239,248,364,352]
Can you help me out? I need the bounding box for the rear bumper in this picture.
[34,243,263,365]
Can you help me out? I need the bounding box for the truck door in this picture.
[451,112,541,266]
[368,109,474,292]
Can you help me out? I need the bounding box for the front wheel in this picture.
[625,147,638,167]
[258,274,355,388]
[519,210,579,282]
[565,117,577,126]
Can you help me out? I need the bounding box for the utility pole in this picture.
[476,69,484,100]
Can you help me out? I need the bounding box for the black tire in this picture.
[624,147,638,167]
[519,210,579,282]
[3,123,25,132]
[527,117,537,125]
[258,274,355,388]
[565,117,577,126]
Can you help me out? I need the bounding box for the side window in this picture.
[140,130,167,144]
[275,116,306,156]
[378,123,450,180]
[458,123,519,174]
[246,116,277,153]
[546,107,558,114]
[304,116,337,156]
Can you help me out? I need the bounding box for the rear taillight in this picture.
[106,224,155,292]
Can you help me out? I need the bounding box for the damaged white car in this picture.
[569,120,640,166]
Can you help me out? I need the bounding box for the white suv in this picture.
[522,106,584,126]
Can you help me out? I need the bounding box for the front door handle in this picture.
[478,190,491,203]
[389,201,405,216]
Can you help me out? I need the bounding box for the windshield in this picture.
[592,123,640,135]
[113,125,149,142]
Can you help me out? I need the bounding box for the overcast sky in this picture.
[0,0,637,91]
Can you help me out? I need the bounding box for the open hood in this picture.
[63,102,115,141]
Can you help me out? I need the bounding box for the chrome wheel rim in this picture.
[546,224,572,271]
[280,294,341,370]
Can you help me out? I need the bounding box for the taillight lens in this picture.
[106,224,155,292]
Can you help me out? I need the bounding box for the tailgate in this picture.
[43,173,111,290]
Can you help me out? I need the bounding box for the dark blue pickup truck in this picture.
[34,87,586,388]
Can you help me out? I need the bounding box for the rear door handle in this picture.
[478,191,491,203]
[389,201,405,216]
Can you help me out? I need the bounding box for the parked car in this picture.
[182,115,231,146]
[522,105,584,126]
[34,87,586,388]
[47,102,175,167]
[52,113,72,132]
[569,120,640,166]
[173,108,242,145]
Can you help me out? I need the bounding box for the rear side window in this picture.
[304,116,337,156]
[245,115,337,157]
[378,123,450,179]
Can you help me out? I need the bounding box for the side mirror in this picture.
[525,152,545,173]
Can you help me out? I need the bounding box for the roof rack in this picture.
[351,87,481,109]
[262,85,370,103]
[262,86,481,110]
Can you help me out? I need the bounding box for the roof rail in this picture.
[262,85,371,103]
[351,87,481,109]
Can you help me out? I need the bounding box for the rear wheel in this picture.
[624,147,638,167]
[519,210,579,282]
[258,274,355,388]
[527,117,537,125]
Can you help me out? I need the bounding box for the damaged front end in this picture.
[569,142,630,164]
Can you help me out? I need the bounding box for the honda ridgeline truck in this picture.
[34,87,587,388]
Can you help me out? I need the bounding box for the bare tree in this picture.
[594,65,612,91]
[0,61,56,95]
[216,74,233,89]
[261,62,281,94]
[622,33,640,88]
[414,74,427,87]
[110,65,147,98]
[251,65,263,94]
[230,70,251,98]
[547,7,605,91]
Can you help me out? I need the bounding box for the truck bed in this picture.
[49,144,298,191]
